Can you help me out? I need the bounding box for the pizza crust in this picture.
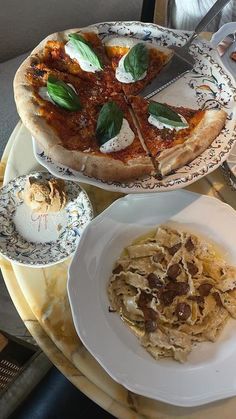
[157,109,227,176]
[50,145,154,182]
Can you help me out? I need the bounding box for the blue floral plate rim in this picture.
[0,171,93,267]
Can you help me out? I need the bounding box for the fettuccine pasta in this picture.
[107,225,236,363]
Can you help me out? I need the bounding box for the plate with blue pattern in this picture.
[0,172,93,267]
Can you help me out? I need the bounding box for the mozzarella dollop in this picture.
[38,83,77,104]
[38,86,54,103]
[116,52,147,83]
[100,119,135,153]
[148,114,189,131]
[65,41,101,73]
[105,37,148,83]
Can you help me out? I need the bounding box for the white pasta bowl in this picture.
[67,190,236,407]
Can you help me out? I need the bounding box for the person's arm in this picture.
[168,0,235,31]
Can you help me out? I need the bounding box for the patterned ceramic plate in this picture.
[33,21,236,194]
[0,172,93,267]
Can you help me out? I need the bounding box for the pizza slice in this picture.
[105,36,173,96]
[41,29,122,94]
[25,59,117,109]
[129,95,227,176]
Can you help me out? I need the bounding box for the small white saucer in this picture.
[0,172,93,267]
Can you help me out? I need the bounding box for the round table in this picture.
[0,122,236,419]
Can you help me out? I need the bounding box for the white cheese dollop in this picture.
[38,86,54,103]
[115,52,147,83]
[148,114,189,131]
[100,118,135,154]
[38,83,77,104]
[65,41,101,73]
[105,37,146,84]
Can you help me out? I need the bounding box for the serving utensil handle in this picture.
[184,0,232,48]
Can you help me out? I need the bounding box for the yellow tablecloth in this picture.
[0,119,235,419]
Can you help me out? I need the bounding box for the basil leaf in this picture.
[152,116,188,128]
[69,33,90,46]
[124,43,149,81]
[68,33,103,71]
[148,102,188,128]
[96,101,123,145]
[47,76,82,111]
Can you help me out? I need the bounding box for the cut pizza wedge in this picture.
[25,60,118,109]
[35,29,123,94]
[105,36,173,96]
[129,95,227,176]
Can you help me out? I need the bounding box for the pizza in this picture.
[14,28,227,182]
[105,36,173,96]
[129,95,227,176]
